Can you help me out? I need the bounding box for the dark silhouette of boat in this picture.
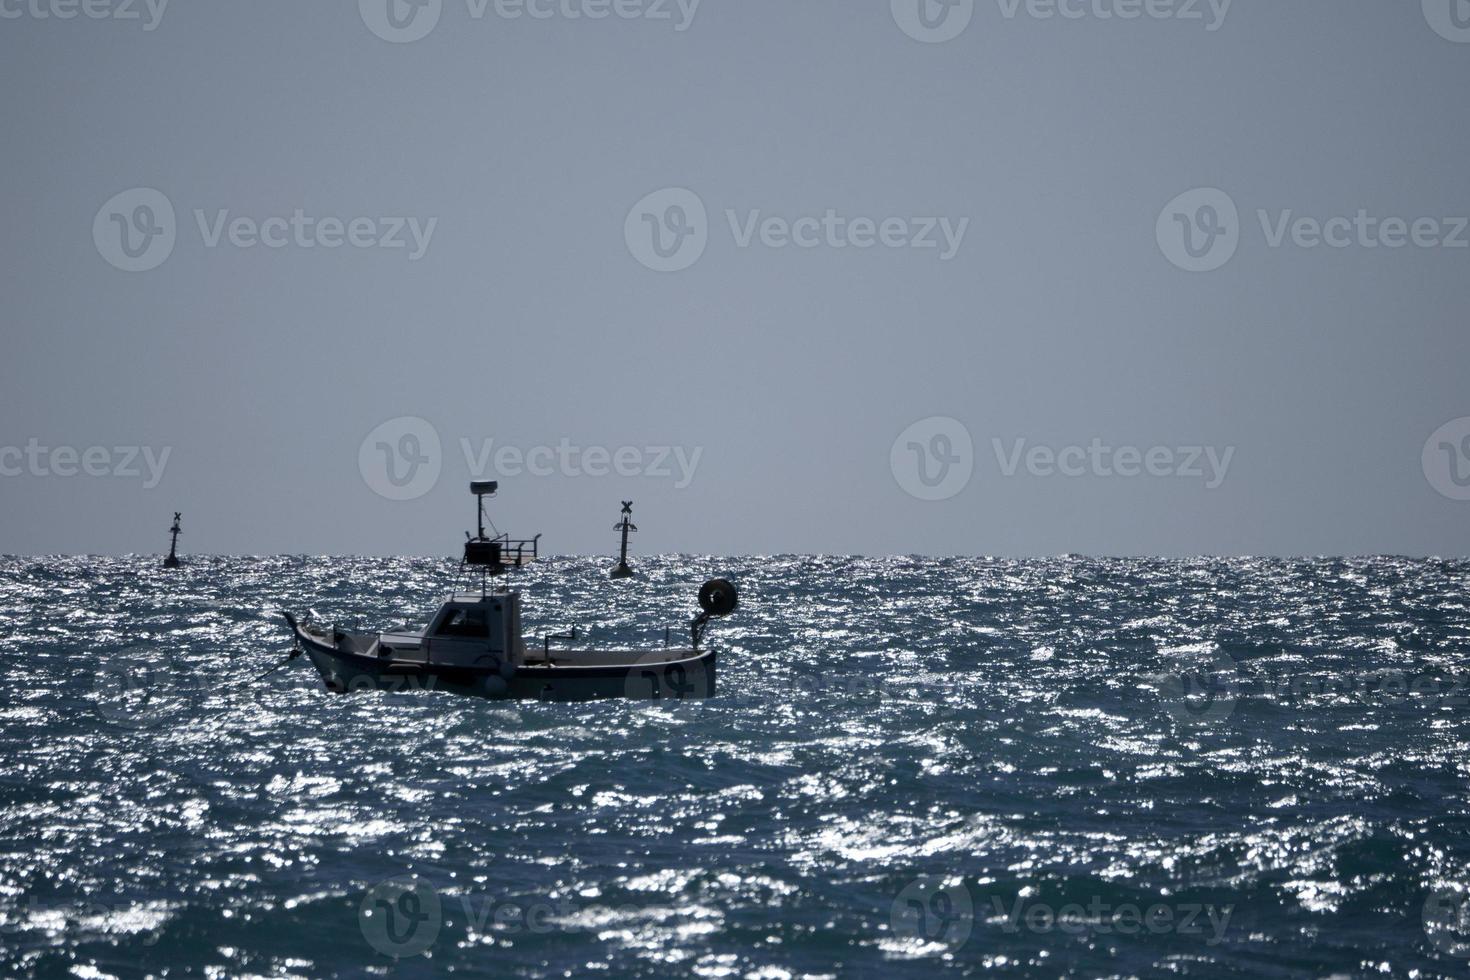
[281,483,736,701]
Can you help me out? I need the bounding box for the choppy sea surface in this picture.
[3,556,1470,978]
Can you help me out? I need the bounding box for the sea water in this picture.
[2,555,1469,977]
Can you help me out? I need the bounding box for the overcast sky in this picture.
[2,0,1469,557]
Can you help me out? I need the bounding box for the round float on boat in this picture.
[699,579,739,618]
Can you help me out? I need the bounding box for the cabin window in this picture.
[437,608,490,639]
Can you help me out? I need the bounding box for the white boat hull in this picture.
[286,614,715,702]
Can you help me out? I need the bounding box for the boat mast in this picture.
[461,482,541,594]
[468,482,499,596]
[610,501,636,579]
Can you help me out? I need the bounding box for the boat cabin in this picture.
[432,593,524,658]
[374,592,527,668]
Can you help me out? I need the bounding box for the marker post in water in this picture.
[163,512,182,569]
[611,501,637,579]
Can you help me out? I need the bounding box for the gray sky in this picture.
[2,0,1469,557]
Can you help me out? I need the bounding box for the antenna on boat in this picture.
[163,512,182,569]
[610,501,637,579]
[461,482,541,595]
[473,481,497,541]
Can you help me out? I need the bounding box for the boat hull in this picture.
[287,617,715,703]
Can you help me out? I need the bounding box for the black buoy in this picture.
[610,501,637,579]
[163,512,182,569]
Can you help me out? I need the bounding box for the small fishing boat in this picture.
[281,482,737,702]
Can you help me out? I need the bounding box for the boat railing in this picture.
[543,626,578,657]
[464,532,541,572]
[495,533,540,567]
